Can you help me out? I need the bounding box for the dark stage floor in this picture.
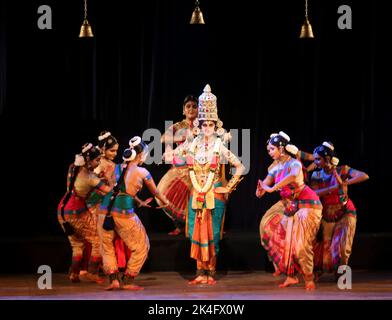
[1,270,391,300]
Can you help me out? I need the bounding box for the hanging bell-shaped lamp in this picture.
[79,19,94,37]
[190,0,205,24]
[299,0,314,38]
[79,0,94,37]
[300,18,314,38]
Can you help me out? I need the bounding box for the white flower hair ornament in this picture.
[279,131,291,142]
[331,157,340,166]
[269,133,280,144]
[322,141,334,151]
[285,144,299,155]
[124,136,144,162]
[98,132,111,141]
[129,136,142,148]
[123,148,137,162]
[74,154,86,166]
[82,143,93,154]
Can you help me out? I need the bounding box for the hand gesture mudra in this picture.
[256,179,263,198]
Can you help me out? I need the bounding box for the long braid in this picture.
[102,161,129,231]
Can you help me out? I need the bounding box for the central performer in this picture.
[166,84,245,285]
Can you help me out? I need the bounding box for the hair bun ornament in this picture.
[322,141,334,151]
[82,143,93,154]
[216,127,225,136]
[279,131,291,142]
[285,144,299,155]
[123,148,137,162]
[331,157,340,166]
[74,154,86,166]
[98,131,111,141]
[129,136,142,148]
[192,127,200,136]
[270,133,278,138]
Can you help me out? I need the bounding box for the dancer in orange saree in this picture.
[57,143,112,283]
[99,137,170,290]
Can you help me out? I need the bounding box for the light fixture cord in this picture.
[195,0,200,9]
[84,0,88,20]
[305,0,308,19]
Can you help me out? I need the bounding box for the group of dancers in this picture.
[57,84,369,291]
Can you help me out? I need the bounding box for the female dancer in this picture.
[82,131,143,275]
[168,85,244,285]
[257,132,322,290]
[158,95,198,235]
[310,142,369,276]
[57,143,112,283]
[80,131,119,275]
[99,137,170,290]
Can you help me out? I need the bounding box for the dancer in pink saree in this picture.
[257,131,322,290]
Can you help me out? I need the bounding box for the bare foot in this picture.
[279,276,299,288]
[168,228,182,236]
[105,280,120,291]
[188,275,208,285]
[122,284,144,291]
[80,272,106,284]
[69,273,80,283]
[305,280,316,291]
[272,270,281,277]
[207,276,216,285]
[79,270,88,276]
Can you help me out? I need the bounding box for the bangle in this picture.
[226,175,243,193]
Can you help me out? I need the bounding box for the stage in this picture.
[1,270,391,300]
[1,232,391,274]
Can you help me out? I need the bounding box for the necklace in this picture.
[189,137,221,193]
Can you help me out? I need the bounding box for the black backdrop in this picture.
[0,0,390,238]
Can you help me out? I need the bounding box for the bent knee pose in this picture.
[57,143,112,283]
[99,136,170,290]
[310,142,369,278]
[81,131,120,276]
[257,132,322,290]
